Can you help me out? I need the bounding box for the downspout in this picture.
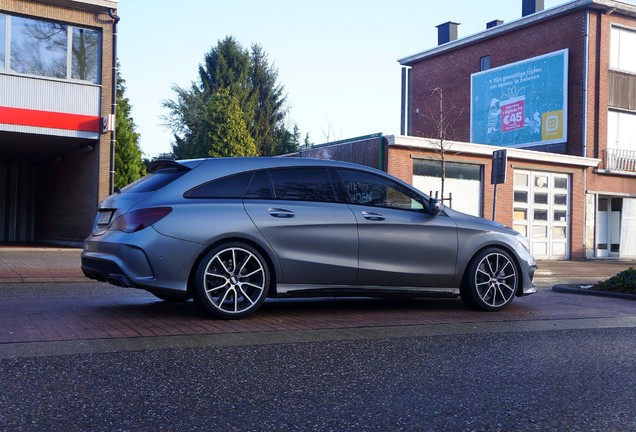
[582,9,589,158]
[582,9,590,258]
[377,133,384,171]
[108,9,120,194]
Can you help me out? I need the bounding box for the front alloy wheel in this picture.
[194,243,270,319]
[461,248,518,311]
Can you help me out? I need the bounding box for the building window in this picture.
[412,159,483,216]
[610,26,636,74]
[480,55,491,71]
[6,15,101,83]
[1,14,6,69]
[608,109,636,151]
[606,109,636,171]
[10,16,67,79]
[72,27,101,82]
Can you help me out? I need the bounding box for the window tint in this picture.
[245,170,273,199]
[337,169,424,211]
[185,172,253,199]
[121,167,187,193]
[270,168,336,202]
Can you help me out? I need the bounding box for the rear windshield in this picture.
[120,167,188,193]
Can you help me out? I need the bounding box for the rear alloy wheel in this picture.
[461,248,518,311]
[193,243,270,319]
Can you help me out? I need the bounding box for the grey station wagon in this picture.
[82,157,537,319]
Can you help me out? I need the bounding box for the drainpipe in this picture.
[582,9,590,258]
[582,9,589,158]
[377,133,384,171]
[108,9,120,194]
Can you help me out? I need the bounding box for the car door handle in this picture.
[268,208,295,218]
[362,211,385,221]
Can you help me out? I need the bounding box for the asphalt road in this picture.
[1,281,635,431]
[2,325,635,431]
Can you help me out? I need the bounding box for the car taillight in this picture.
[108,207,172,233]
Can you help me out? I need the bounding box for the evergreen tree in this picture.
[206,88,258,157]
[114,65,145,189]
[249,44,287,156]
[163,36,292,158]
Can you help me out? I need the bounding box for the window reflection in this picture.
[72,27,100,82]
[514,191,528,204]
[7,15,100,83]
[554,177,568,190]
[534,193,548,205]
[554,210,567,222]
[11,16,67,78]
[270,168,336,202]
[554,194,567,206]
[339,169,424,210]
[1,14,5,68]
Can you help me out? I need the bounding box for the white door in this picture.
[513,171,570,259]
[597,197,633,258]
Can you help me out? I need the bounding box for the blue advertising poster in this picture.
[470,49,568,147]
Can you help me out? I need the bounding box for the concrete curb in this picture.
[552,284,636,301]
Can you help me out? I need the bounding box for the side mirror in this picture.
[428,198,441,215]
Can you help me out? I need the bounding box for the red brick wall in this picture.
[409,11,587,156]
[387,145,589,259]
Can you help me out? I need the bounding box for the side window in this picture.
[185,172,253,198]
[269,168,337,202]
[337,169,424,211]
[245,170,273,199]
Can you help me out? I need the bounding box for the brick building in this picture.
[400,0,636,259]
[394,0,635,260]
[0,0,118,245]
[303,0,635,260]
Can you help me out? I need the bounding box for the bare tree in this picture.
[414,87,464,205]
[320,117,342,143]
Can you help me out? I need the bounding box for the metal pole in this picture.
[492,183,498,221]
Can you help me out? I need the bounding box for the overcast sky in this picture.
[116,0,597,157]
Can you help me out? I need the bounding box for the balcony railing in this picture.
[603,148,636,172]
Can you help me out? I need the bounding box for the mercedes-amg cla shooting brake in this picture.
[82,157,537,319]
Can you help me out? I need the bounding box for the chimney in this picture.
[487,19,504,29]
[436,21,460,45]
[522,0,544,16]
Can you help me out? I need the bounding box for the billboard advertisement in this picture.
[470,49,568,148]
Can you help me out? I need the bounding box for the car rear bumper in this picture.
[81,228,204,292]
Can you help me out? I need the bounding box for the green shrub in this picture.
[596,267,636,295]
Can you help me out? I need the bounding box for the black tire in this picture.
[193,242,270,319]
[461,248,518,311]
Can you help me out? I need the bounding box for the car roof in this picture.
[155,157,385,177]
[196,157,375,170]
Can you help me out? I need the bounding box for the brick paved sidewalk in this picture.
[0,247,86,283]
